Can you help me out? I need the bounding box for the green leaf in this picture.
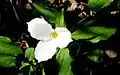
[0,55,16,67]
[32,3,59,24]
[117,0,120,9]
[19,62,30,70]
[88,0,111,11]
[0,36,12,43]
[72,29,94,40]
[0,36,22,56]
[55,11,65,27]
[56,48,73,75]
[25,48,35,61]
[71,27,116,43]
[88,49,103,62]
[19,62,34,75]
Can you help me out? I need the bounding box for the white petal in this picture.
[54,27,73,48]
[27,18,53,40]
[35,41,57,63]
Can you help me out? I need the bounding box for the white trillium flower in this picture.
[27,18,72,63]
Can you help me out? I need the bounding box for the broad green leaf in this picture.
[56,11,66,27]
[88,0,111,11]
[72,27,116,43]
[0,36,22,56]
[117,0,120,9]
[88,49,103,62]
[0,36,12,43]
[72,29,94,40]
[0,55,16,67]
[56,48,73,75]
[32,3,59,24]
[25,48,35,61]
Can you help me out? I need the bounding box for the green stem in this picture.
[42,68,45,75]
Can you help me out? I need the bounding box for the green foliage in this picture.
[0,55,16,67]
[55,11,66,27]
[25,48,35,61]
[117,0,120,9]
[88,49,103,62]
[19,62,34,75]
[88,0,111,11]
[0,36,22,67]
[71,27,116,43]
[0,36,22,56]
[32,3,59,24]
[19,62,30,70]
[56,48,73,75]
[0,36,12,43]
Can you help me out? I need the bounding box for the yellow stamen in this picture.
[49,31,58,38]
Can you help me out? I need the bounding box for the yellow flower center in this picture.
[49,31,58,38]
